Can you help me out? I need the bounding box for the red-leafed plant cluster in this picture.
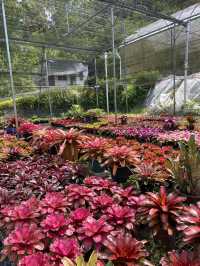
[0,135,33,161]
[0,175,149,265]
[0,155,88,204]
[17,122,42,136]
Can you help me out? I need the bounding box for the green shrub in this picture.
[66,104,84,119]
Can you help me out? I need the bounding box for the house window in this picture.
[70,74,76,85]
[58,75,67,81]
[79,72,84,81]
[48,75,55,86]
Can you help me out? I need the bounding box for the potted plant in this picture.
[120,115,128,125]
[186,115,195,130]
[58,128,81,161]
[163,117,177,131]
[78,137,109,173]
[166,135,200,201]
[103,145,139,183]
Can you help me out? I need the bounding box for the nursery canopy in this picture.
[0,0,199,119]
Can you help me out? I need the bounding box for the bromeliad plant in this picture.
[103,145,139,176]
[102,233,150,266]
[32,128,82,161]
[78,137,110,163]
[177,201,200,245]
[0,135,32,161]
[166,135,200,196]
[139,186,186,236]
[160,250,200,266]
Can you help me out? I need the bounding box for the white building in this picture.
[45,60,88,87]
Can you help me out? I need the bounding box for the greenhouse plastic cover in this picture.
[146,73,200,112]
[126,3,200,45]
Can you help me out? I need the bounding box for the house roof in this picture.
[125,3,200,45]
[47,60,88,76]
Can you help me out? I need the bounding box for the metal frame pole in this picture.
[184,22,190,106]
[171,25,176,115]
[111,7,117,123]
[44,49,53,117]
[116,50,122,80]
[1,0,18,129]
[122,20,128,113]
[104,52,109,113]
[94,58,99,107]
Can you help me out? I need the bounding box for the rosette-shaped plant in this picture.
[91,195,113,211]
[103,145,139,175]
[160,250,200,266]
[103,233,148,266]
[18,122,41,136]
[111,186,137,205]
[58,128,81,161]
[41,213,68,238]
[79,137,109,162]
[32,128,65,152]
[2,197,40,224]
[65,208,91,237]
[50,238,80,260]
[3,223,44,256]
[66,184,96,209]
[105,204,135,231]
[70,208,90,223]
[78,216,114,250]
[177,201,200,244]
[84,176,115,192]
[39,192,68,214]
[18,252,52,266]
[140,186,186,235]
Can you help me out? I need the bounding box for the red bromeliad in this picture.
[104,204,135,231]
[70,207,90,223]
[39,192,68,214]
[77,216,114,250]
[78,137,109,162]
[103,233,148,266]
[160,250,200,266]
[18,252,52,266]
[177,201,200,244]
[66,184,96,209]
[50,238,80,260]
[41,213,68,238]
[139,186,186,235]
[103,145,139,176]
[3,223,44,257]
[91,195,113,211]
[1,197,40,225]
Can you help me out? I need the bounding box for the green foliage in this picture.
[66,104,84,119]
[166,135,200,195]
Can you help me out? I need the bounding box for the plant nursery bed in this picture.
[0,116,200,266]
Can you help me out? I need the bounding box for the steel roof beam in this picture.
[0,37,100,53]
[97,0,187,26]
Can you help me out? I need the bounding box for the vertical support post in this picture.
[104,52,109,113]
[184,22,190,107]
[66,11,70,33]
[111,7,117,123]
[116,50,122,80]
[94,58,99,107]
[122,20,128,113]
[44,49,53,117]
[171,25,176,115]
[1,0,18,130]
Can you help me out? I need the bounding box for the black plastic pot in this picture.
[90,159,105,173]
[111,166,132,183]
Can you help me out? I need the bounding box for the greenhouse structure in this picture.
[1,1,200,266]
